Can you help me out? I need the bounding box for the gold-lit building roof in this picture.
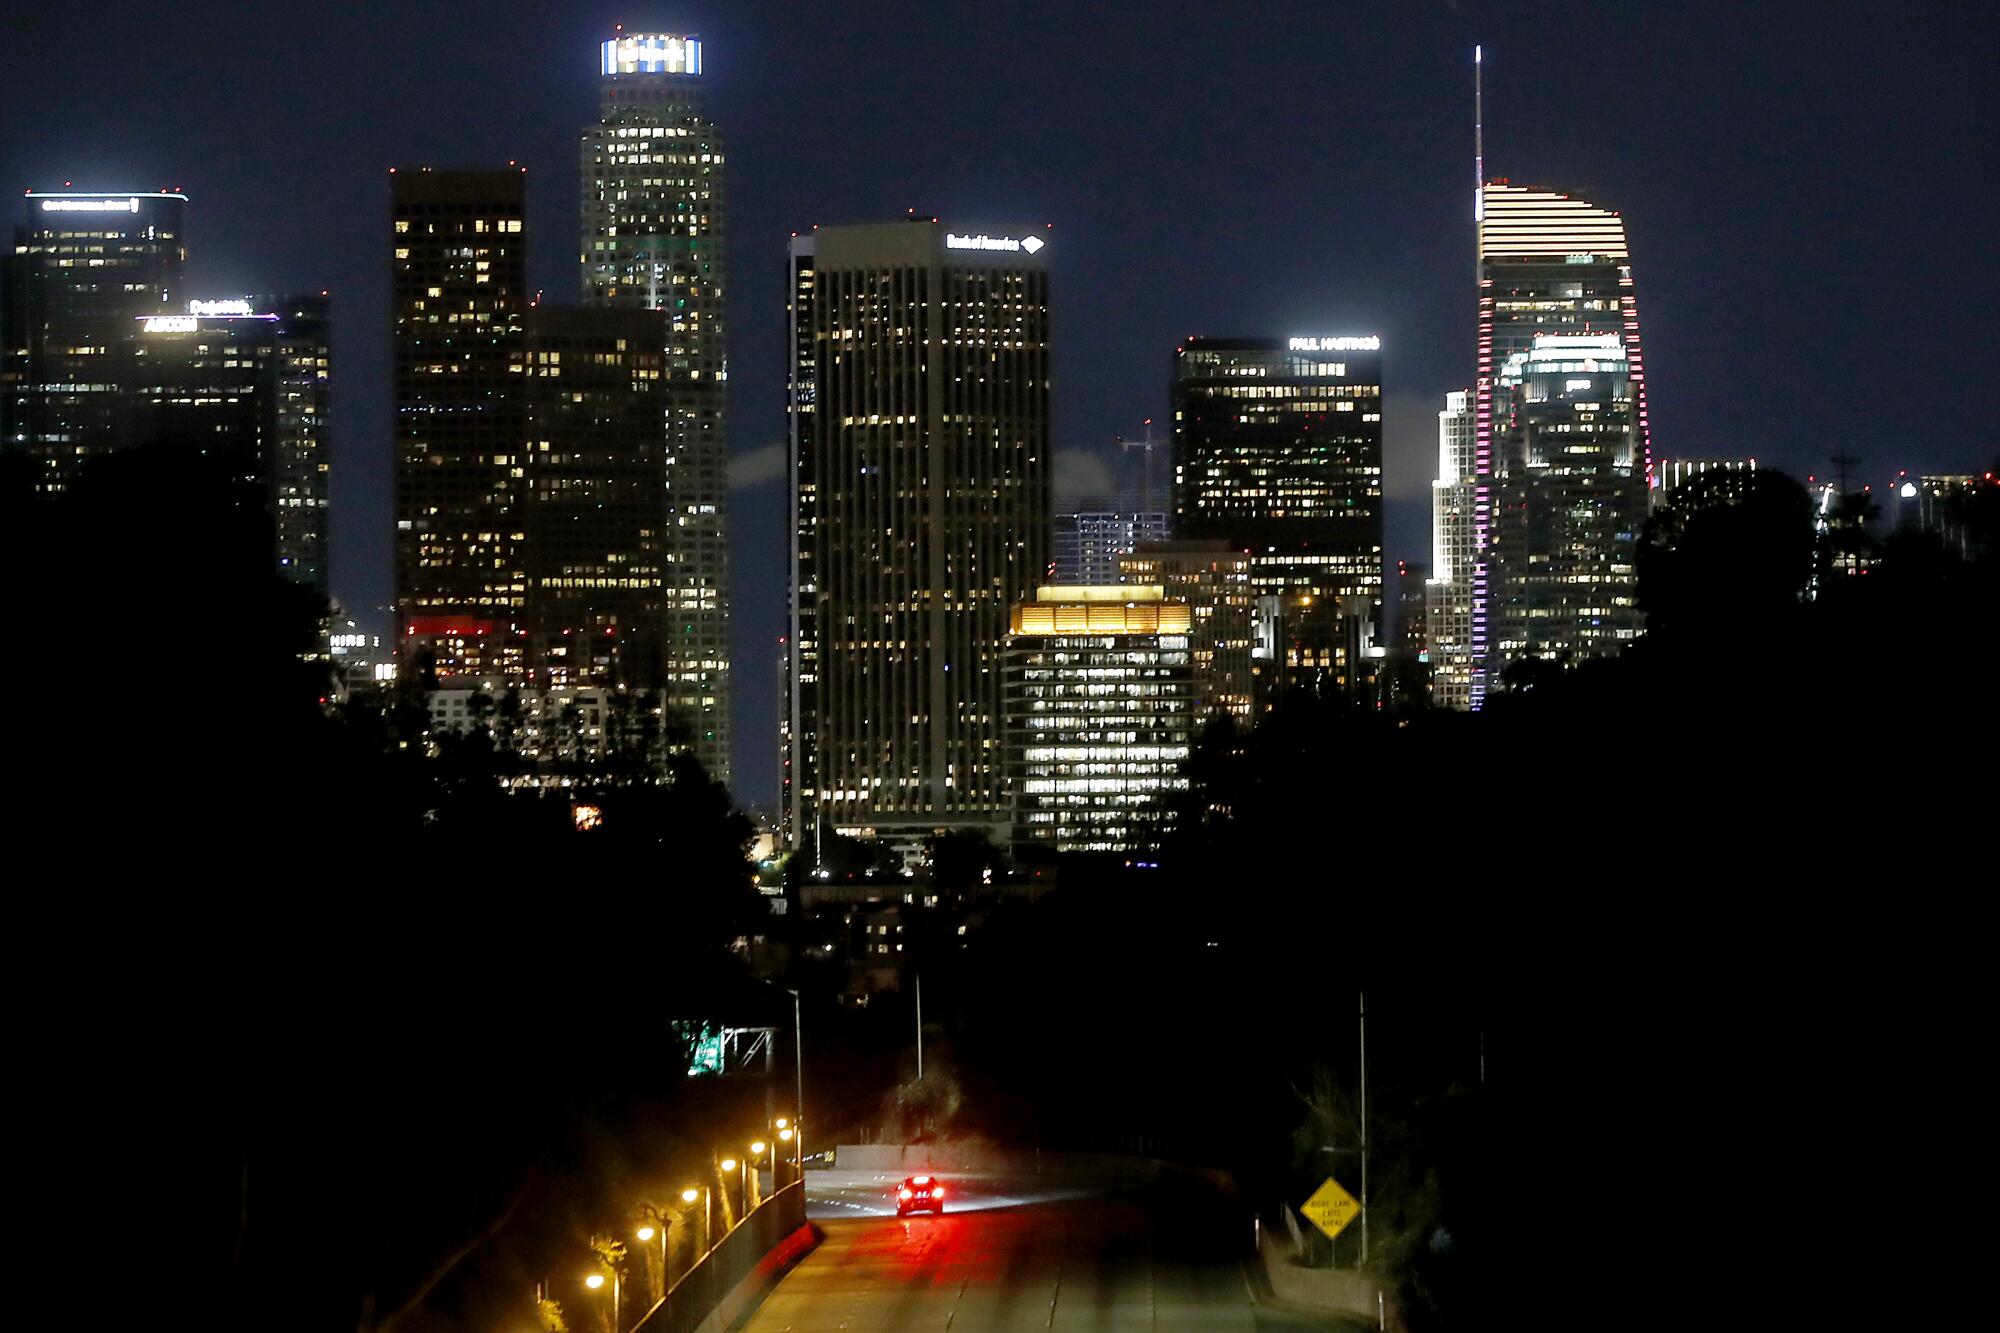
[1010,585,1192,635]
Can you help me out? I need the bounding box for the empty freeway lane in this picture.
[737,1170,1362,1331]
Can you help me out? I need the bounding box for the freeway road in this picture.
[737,1170,1362,1331]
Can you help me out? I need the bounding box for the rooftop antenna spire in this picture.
[1474,45,1486,251]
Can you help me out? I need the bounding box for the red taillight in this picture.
[899,1189,913,1199]
[931,1186,944,1198]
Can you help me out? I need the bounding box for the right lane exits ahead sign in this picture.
[1302,1177,1361,1240]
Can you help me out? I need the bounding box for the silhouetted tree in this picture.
[1638,469,1814,639]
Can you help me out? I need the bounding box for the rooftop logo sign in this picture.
[1288,337,1380,352]
[601,35,701,76]
[42,198,139,213]
[946,233,1045,254]
[188,299,254,317]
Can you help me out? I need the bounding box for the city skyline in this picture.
[7,10,1995,1332]
[3,2,1989,801]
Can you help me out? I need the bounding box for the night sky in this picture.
[5,1,1989,807]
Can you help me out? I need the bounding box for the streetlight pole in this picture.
[635,1220,666,1305]
[719,1155,746,1222]
[915,972,924,1081]
[680,1185,709,1277]
[584,1272,617,1333]
[751,977,806,1187]
[791,987,804,1182]
[1359,990,1369,1267]
[749,1141,769,1209]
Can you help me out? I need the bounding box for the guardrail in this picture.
[629,1182,812,1333]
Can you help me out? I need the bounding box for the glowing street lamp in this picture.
[635,1223,666,1293]
[721,1153,749,1217]
[681,1184,711,1257]
[583,1271,618,1332]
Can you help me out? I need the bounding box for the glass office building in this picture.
[391,167,531,680]
[1473,183,1650,703]
[1005,586,1195,855]
[788,221,1050,849]
[1171,336,1383,704]
[2,191,187,492]
[580,31,731,781]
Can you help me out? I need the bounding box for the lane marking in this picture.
[943,1274,969,1330]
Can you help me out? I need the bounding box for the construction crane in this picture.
[1115,419,1168,517]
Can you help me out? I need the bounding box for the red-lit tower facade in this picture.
[1471,183,1651,704]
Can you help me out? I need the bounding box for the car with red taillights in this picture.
[895,1174,946,1216]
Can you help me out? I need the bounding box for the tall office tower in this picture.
[1425,389,1477,709]
[391,167,530,681]
[1118,539,1255,723]
[581,31,730,783]
[2,191,187,491]
[262,294,332,596]
[1652,456,1758,510]
[126,294,331,595]
[1488,333,1644,666]
[1005,586,1194,855]
[783,239,819,847]
[1395,560,1429,654]
[520,306,673,691]
[1473,183,1650,705]
[789,221,1051,849]
[1052,493,1169,583]
[1171,336,1384,704]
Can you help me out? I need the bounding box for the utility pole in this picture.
[915,972,924,1080]
[1359,991,1369,1267]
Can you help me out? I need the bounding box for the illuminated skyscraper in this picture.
[788,221,1050,849]
[1118,539,1255,724]
[1473,183,1651,702]
[2,191,186,492]
[581,31,730,782]
[127,294,331,595]
[1005,586,1194,855]
[782,238,818,845]
[1171,336,1384,704]
[520,306,674,690]
[1489,333,1644,666]
[1425,389,1476,709]
[391,167,530,680]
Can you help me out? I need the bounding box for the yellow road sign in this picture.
[1301,1177,1361,1240]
